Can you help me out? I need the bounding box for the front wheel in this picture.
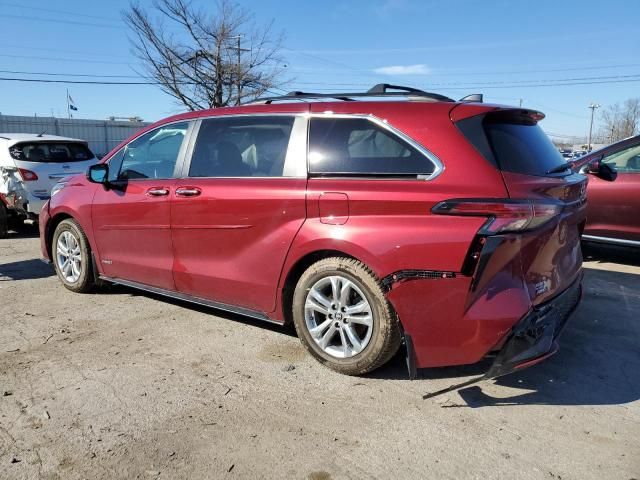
[292,257,402,375]
[52,219,96,293]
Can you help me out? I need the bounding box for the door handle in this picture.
[146,187,169,196]
[175,187,201,197]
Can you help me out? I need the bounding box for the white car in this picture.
[0,133,99,236]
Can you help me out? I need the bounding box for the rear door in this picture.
[91,121,191,290]
[171,115,307,313]
[457,109,587,304]
[584,140,640,243]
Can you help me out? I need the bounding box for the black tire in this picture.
[52,219,96,293]
[0,204,8,239]
[292,257,402,375]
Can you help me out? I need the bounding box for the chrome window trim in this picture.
[582,235,640,247]
[307,113,444,181]
[182,113,307,179]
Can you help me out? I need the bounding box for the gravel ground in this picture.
[1,232,639,480]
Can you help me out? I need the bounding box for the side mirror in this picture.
[87,164,109,184]
[596,162,617,181]
[586,160,617,181]
[586,159,600,174]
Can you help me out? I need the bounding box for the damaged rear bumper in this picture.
[485,275,582,379]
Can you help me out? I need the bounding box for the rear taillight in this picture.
[432,199,562,234]
[18,168,38,181]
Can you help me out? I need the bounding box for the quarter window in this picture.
[189,116,295,177]
[308,117,435,176]
[117,122,189,180]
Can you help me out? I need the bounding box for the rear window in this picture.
[458,111,567,176]
[308,117,435,176]
[9,142,94,163]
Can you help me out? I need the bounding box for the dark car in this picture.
[575,135,640,247]
[39,84,586,378]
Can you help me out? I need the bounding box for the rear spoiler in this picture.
[450,103,545,123]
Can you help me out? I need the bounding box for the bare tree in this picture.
[123,0,287,110]
[598,98,640,143]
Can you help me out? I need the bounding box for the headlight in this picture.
[51,182,66,196]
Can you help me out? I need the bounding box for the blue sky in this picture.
[0,0,638,142]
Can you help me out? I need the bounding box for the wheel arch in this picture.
[45,212,75,260]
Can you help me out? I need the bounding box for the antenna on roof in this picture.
[36,129,47,137]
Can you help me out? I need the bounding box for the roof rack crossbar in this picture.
[251,84,455,105]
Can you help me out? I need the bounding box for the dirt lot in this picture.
[0,232,638,480]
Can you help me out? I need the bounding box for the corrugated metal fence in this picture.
[0,115,151,157]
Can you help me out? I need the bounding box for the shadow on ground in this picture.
[106,284,298,338]
[0,259,54,280]
[435,266,640,407]
[3,225,40,239]
[102,262,640,409]
[582,242,640,267]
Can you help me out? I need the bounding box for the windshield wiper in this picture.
[546,162,573,174]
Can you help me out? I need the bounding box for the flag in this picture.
[68,94,78,111]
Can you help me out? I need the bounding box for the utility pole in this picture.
[236,35,241,105]
[66,88,70,119]
[587,103,600,151]
[183,35,248,107]
[227,35,248,105]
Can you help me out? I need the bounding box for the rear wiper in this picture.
[546,162,573,174]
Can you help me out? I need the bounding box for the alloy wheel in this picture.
[304,275,374,358]
[56,230,82,283]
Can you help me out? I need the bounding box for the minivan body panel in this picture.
[91,179,177,290]
[171,177,307,313]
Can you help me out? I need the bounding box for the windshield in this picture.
[9,142,95,163]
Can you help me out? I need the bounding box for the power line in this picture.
[0,53,132,65]
[1,13,123,29]
[0,1,121,22]
[297,73,640,88]
[0,77,157,85]
[0,69,143,79]
[2,75,640,90]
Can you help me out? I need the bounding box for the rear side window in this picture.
[458,111,567,176]
[308,117,435,176]
[9,142,94,163]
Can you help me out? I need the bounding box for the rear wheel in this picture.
[52,219,95,293]
[292,257,401,375]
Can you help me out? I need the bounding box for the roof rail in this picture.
[249,84,455,105]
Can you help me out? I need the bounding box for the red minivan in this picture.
[39,85,586,378]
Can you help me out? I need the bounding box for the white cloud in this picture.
[373,64,431,76]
